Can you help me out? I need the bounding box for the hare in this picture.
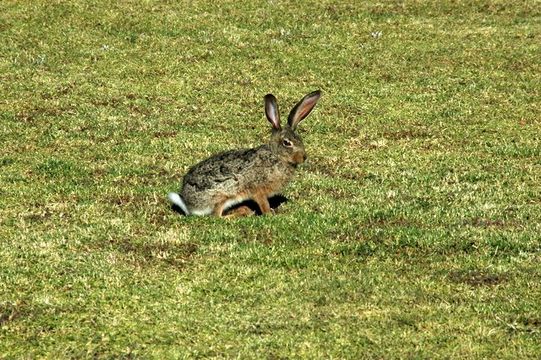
[168,90,321,216]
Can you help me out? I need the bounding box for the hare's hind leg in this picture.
[212,201,227,217]
[224,205,255,218]
[212,194,241,217]
[253,193,272,215]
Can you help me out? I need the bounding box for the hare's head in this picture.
[264,90,321,166]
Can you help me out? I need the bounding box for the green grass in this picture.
[1,0,540,358]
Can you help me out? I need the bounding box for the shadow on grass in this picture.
[101,238,198,269]
[447,270,508,287]
[0,301,25,326]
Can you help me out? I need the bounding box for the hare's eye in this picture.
[282,139,293,147]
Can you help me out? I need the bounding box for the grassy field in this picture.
[1,0,540,358]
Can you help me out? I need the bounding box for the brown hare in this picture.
[168,90,321,216]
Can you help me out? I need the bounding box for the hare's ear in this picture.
[264,94,281,130]
[287,90,321,130]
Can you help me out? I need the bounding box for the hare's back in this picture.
[182,147,266,192]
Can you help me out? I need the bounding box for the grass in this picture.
[1,0,540,358]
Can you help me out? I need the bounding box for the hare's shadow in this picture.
[171,194,289,216]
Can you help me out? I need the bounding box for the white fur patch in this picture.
[168,193,254,216]
[223,197,247,211]
[189,207,213,216]
[167,192,190,215]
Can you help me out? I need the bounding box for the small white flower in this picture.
[34,54,46,65]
